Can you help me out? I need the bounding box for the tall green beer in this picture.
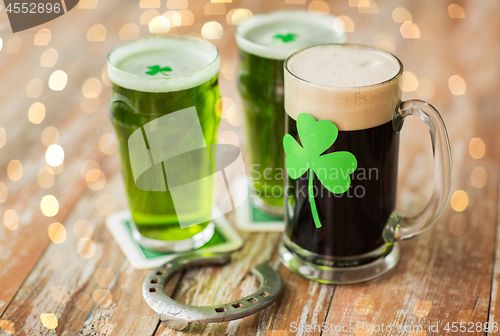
[235,11,346,216]
[107,36,220,252]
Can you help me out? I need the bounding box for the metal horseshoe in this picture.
[142,252,283,330]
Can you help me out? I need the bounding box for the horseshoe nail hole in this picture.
[247,297,257,303]
[155,270,165,276]
[260,292,269,297]
[215,307,225,313]
[149,287,157,293]
[165,263,172,269]
[150,278,159,284]
[232,302,243,308]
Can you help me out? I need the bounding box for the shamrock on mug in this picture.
[283,113,358,228]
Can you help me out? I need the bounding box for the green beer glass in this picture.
[235,11,346,216]
[107,36,220,252]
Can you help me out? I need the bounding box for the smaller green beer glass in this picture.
[235,11,346,216]
[107,36,220,252]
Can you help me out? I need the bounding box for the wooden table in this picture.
[1,0,499,335]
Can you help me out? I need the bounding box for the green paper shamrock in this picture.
[273,33,297,43]
[283,113,357,228]
[145,65,172,76]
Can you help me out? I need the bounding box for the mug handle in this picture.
[383,99,452,242]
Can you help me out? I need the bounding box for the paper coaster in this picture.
[106,209,243,269]
[233,176,285,232]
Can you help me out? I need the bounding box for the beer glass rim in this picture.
[107,35,220,92]
[284,43,404,89]
[235,10,346,60]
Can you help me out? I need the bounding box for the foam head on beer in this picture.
[107,36,219,93]
[284,44,402,131]
[235,10,346,60]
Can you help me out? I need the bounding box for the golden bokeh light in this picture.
[357,0,379,14]
[202,21,223,39]
[101,65,111,87]
[87,24,107,41]
[448,4,465,19]
[40,313,58,330]
[308,0,329,14]
[0,182,7,203]
[449,213,467,236]
[34,28,52,46]
[82,77,102,98]
[48,70,68,91]
[374,33,395,53]
[167,0,188,9]
[92,289,113,307]
[81,160,100,178]
[163,10,182,27]
[46,144,64,167]
[450,190,469,212]
[469,137,486,159]
[50,286,69,304]
[87,171,106,190]
[353,296,374,315]
[416,79,435,100]
[41,195,59,217]
[448,74,466,95]
[400,22,420,39]
[0,320,15,334]
[80,96,100,113]
[27,78,43,98]
[285,0,306,4]
[0,127,6,148]
[220,60,235,80]
[97,194,117,216]
[140,0,160,8]
[226,104,241,121]
[400,71,418,92]
[219,130,240,147]
[78,0,98,9]
[227,8,253,25]
[28,102,46,124]
[178,10,194,26]
[7,160,23,181]
[51,162,64,175]
[334,16,355,33]
[74,294,93,311]
[6,37,22,54]
[149,16,171,33]
[4,209,19,231]
[99,133,118,155]
[204,2,225,15]
[38,167,55,189]
[215,97,235,117]
[48,222,67,244]
[0,38,3,51]
[119,23,140,40]
[95,268,114,287]
[40,48,58,67]
[413,300,432,317]
[140,9,161,25]
[77,237,97,258]
[86,169,102,182]
[392,7,412,22]
[42,126,59,147]
[471,167,487,188]
[74,219,93,239]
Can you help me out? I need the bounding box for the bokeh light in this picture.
[95,268,114,287]
[101,65,111,87]
[374,33,395,53]
[7,160,23,181]
[80,97,100,113]
[448,4,465,19]
[81,160,100,178]
[87,24,107,41]
[50,286,69,304]
[227,105,244,126]
[46,144,64,167]
[227,8,253,25]
[77,237,96,258]
[202,21,223,39]
[149,16,171,33]
[27,78,43,98]
[140,9,161,25]
[167,0,188,9]
[0,320,15,334]
[400,71,418,92]
[308,0,329,14]
[163,10,182,26]
[471,167,487,188]
[140,0,160,8]
[204,2,225,15]
[178,10,194,26]
[38,167,55,189]
[449,213,467,236]
[215,97,235,117]
[0,38,3,51]
[0,182,7,203]
[334,16,354,33]
[34,29,51,46]
[285,0,306,3]
[400,22,420,39]
[353,296,374,315]
[219,130,240,147]
[97,194,117,216]
[416,79,435,100]
[86,171,106,190]
[40,313,58,330]
[450,190,468,212]
[74,294,93,311]
[92,289,113,307]
[82,77,102,98]
[78,0,98,9]
[357,0,379,14]
[119,23,140,40]
[469,137,485,159]
[48,70,68,91]
[448,75,466,95]
[99,133,118,155]
[4,209,19,231]
[40,48,58,67]
[48,222,67,244]
[28,102,46,124]
[42,126,59,147]
[74,219,93,239]
[41,195,59,217]
[392,7,412,22]
[0,127,6,148]
[6,37,22,54]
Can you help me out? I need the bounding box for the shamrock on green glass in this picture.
[283,113,358,228]
[273,33,297,43]
[145,65,172,76]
